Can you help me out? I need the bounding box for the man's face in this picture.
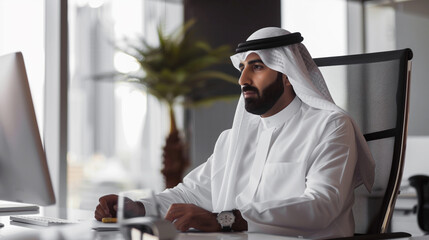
[238,53,285,115]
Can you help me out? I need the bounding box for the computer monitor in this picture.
[0,52,55,208]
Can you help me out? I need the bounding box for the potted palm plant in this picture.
[120,20,238,188]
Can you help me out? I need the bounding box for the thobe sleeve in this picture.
[148,130,230,217]
[153,156,214,217]
[241,115,358,236]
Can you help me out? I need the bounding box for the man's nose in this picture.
[238,67,251,86]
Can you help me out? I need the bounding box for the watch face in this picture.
[217,211,235,226]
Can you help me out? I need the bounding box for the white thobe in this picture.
[152,97,359,239]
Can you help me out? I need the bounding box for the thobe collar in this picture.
[260,96,302,130]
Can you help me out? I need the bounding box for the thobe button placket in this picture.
[247,127,275,199]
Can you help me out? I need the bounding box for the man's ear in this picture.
[283,74,292,87]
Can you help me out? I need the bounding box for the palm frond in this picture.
[118,20,237,107]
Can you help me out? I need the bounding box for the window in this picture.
[67,0,183,210]
[0,0,45,136]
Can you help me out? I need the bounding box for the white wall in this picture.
[395,0,429,136]
[403,136,429,181]
[281,0,347,58]
[282,0,349,109]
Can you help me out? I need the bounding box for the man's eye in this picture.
[253,65,263,70]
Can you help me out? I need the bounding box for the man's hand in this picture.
[94,194,146,221]
[165,203,221,232]
[95,194,118,221]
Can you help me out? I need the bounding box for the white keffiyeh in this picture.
[230,27,374,192]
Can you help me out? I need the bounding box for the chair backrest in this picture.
[313,49,413,234]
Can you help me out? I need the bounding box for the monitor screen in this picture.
[0,52,55,206]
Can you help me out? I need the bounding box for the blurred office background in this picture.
[0,0,428,233]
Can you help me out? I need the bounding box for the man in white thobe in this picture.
[95,27,375,239]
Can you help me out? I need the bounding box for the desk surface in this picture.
[0,221,306,240]
[0,210,307,240]
[0,210,425,240]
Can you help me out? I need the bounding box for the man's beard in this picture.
[242,72,285,115]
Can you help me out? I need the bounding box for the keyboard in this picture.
[10,215,78,227]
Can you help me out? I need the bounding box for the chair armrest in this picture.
[327,232,411,240]
[409,175,429,187]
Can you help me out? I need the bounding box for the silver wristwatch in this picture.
[216,210,236,232]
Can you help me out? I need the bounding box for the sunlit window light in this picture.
[115,84,147,148]
[111,0,146,149]
[88,0,104,8]
[114,51,140,73]
[74,0,88,7]
[112,0,143,40]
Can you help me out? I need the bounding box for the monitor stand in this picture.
[0,200,39,215]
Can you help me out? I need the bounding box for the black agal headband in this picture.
[235,32,303,53]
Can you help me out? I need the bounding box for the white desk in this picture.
[0,210,425,240]
[0,221,306,240]
[0,209,306,240]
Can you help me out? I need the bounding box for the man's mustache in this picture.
[242,85,259,94]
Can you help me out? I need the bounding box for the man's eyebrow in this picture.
[239,59,264,68]
[248,59,264,65]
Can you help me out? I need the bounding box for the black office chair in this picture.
[313,48,413,239]
[408,175,429,233]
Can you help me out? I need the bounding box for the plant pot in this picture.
[161,130,189,189]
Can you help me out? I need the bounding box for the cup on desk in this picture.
[117,189,176,240]
[117,189,157,222]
